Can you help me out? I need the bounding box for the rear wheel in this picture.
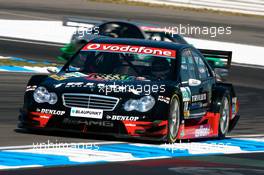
[218,95,230,139]
[167,95,180,143]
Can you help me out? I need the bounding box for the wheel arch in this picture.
[166,90,182,143]
[211,83,233,113]
[27,75,48,86]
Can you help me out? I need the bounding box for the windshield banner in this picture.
[82,43,176,58]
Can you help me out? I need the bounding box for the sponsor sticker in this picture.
[50,75,66,81]
[195,126,210,138]
[158,96,170,104]
[86,73,136,81]
[192,93,207,102]
[65,82,84,88]
[184,111,190,118]
[36,108,65,116]
[54,83,65,88]
[65,82,95,88]
[50,72,87,81]
[26,85,37,92]
[183,101,190,118]
[180,87,191,101]
[106,115,140,121]
[70,107,103,119]
[82,43,176,58]
[191,102,203,108]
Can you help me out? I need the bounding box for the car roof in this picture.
[90,37,190,51]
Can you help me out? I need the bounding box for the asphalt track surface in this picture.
[0,1,264,174]
[1,38,264,175]
[0,0,264,46]
[3,153,264,175]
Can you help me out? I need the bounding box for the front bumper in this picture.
[18,108,230,141]
[18,108,168,140]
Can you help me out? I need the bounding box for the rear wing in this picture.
[62,17,104,28]
[198,49,232,69]
[62,17,155,29]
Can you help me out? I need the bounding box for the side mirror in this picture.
[214,68,229,78]
[188,79,201,86]
[47,67,59,74]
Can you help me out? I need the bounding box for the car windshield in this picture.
[144,31,188,44]
[65,43,176,80]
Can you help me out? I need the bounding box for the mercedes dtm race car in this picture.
[58,18,226,70]
[57,19,187,61]
[18,38,239,143]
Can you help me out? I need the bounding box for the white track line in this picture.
[228,134,264,138]
[0,141,127,150]
[0,37,64,47]
[1,136,264,150]
[0,11,51,20]
[0,56,11,59]
[0,165,43,170]
[232,62,264,70]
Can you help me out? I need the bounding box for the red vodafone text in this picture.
[82,43,176,58]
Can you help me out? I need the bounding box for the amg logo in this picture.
[87,120,114,127]
[63,118,114,127]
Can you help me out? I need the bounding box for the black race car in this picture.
[18,38,239,143]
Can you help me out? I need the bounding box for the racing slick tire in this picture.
[218,94,230,139]
[167,95,181,143]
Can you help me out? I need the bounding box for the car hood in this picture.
[41,72,178,97]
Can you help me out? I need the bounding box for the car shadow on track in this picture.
[14,128,229,145]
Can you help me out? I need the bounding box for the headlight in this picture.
[124,100,138,112]
[124,96,155,112]
[33,86,58,104]
[49,93,58,105]
[137,96,156,112]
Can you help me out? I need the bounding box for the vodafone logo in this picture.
[82,43,176,58]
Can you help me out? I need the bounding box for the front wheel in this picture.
[167,95,181,143]
[218,95,230,139]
